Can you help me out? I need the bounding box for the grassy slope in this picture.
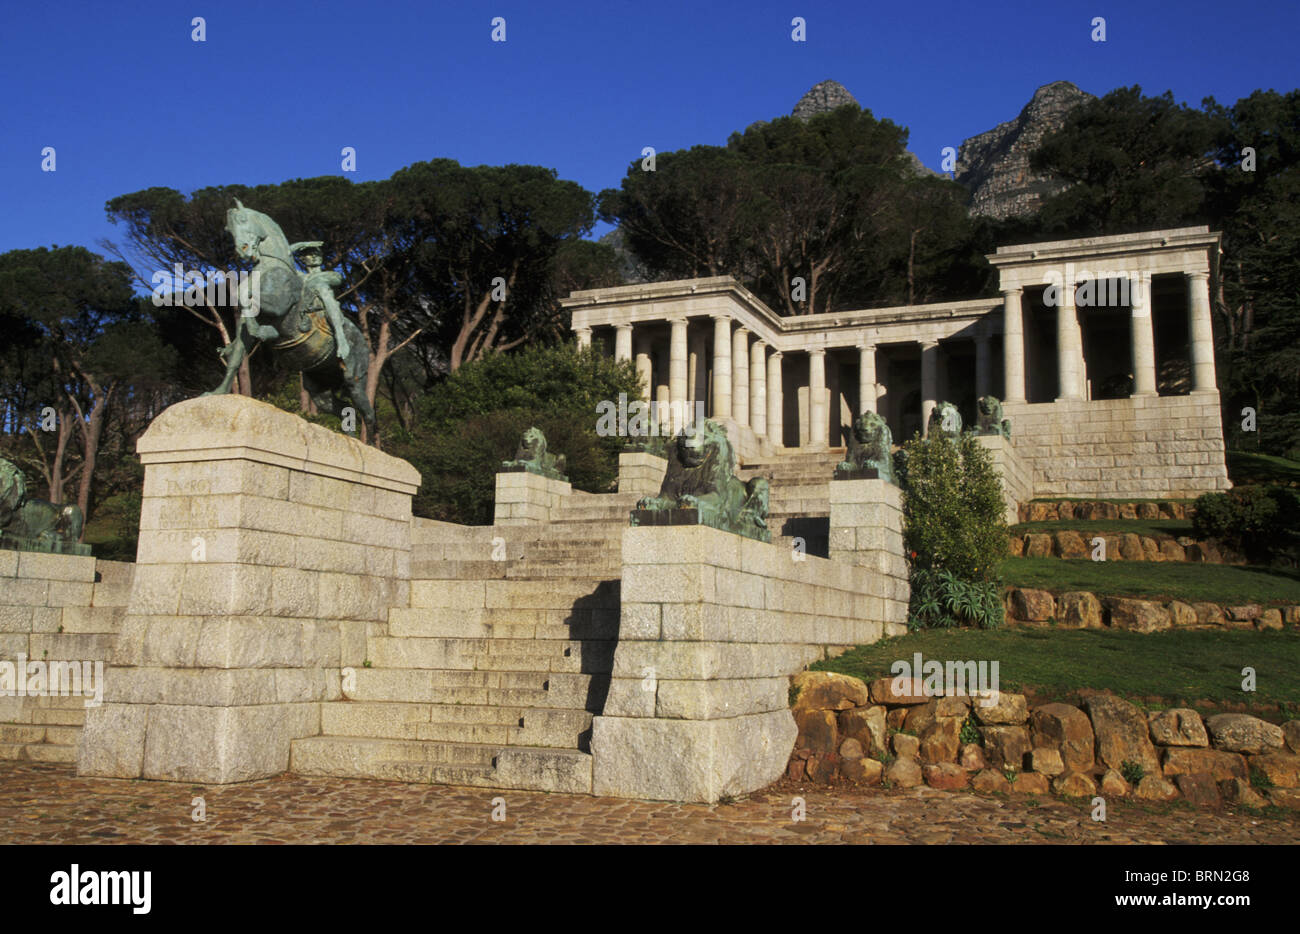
[813,628,1300,715]
[1000,557,1300,605]
[1227,450,1300,486]
[1011,519,1192,537]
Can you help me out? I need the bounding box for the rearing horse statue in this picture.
[203,200,377,438]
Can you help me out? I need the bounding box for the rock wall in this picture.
[1003,395,1230,500]
[789,672,1300,810]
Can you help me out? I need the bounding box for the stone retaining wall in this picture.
[1004,586,1299,631]
[788,672,1300,810]
[1010,530,1242,564]
[976,434,1031,525]
[1002,395,1230,500]
[0,552,133,761]
[591,524,908,803]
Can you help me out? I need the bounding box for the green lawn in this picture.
[813,628,1300,717]
[1000,556,1300,606]
[1227,449,1300,486]
[1011,519,1192,538]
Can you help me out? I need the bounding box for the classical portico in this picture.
[563,227,1231,499]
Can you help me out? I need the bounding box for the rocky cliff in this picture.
[955,80,1094,220]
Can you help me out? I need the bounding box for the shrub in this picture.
[1192,484,1300,565]
[900,431,1006,583]
[908,567,1005,630]
[1120,759,1146,786]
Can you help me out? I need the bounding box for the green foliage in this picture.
[388,343,642,524]
[1192,485,1300,564]
[900,432,1007,583]
[1249,766,1274,789]
[908,567,1004,630]
[1120,759,1147,785]
[959,714,981,745]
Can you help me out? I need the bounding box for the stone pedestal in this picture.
[617,452,668,497]
[493,469,571,525]
[77,395,420,783]
[827,479,908,627]
[974,434,1032,524]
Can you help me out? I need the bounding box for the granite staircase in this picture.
[738,448,845,557]
[289,492,632,793]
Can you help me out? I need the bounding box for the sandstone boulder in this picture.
[1249,752,1300,788]
[886,707,909,730]
[794,708,838,756]
[1147,708,1208,747]
[1023,534,1054,558]
[1030,746,1065,777]
[959,743,986,771]
[1084,693,1160,775]
[980,724,1031,771]
[1191,602,1225,625]
[1055,531,1088,559]
[923,762,969,790]
[1206,713,1285,754]
[971,769,1012,793]
[1029,703,1095,772]
[1140,537,1163,562]
[1106,597,1171,633]
[838,738,864,759]
[1057,502,1075,520]
[1027,502,1057,522]
[1008,535,1025,557]
[869,677,930,706]
[1052,772,1096,797]
[892,733,920,759]
[973,691,1029,725]
[1119,503,1138,520]
[1159,539,1186,562]
[838,705,888,758]
[1283,720,1300,755]
[1008,587,1054,621]
[919,717,963,764]
[1011,771,1049,794]
[1134,775,1179,801]
[1137,502,1161,520]
[1258,609,1283,630]
[1059,591,1103,628]
[1174,772,1221,807]
[1225,604,1262,622]
[1218,777,1267,808]
[1118,533,1145,561]
[1162,747,1247,782]
[840,756,884,785]
[1099,769,1130,796]
[1266,789,1300,810]
[885,757,922,788]
[793,671,870,711]
[1166,601,1198,627]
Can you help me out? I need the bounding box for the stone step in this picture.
[408,578,620,611]
[346,668,606,709]
[389,605,619,641]
[367,636,616,673]
[0,741,78,763]
[320,702,592,747]
[411,558,621,581]
[290,737,593,792]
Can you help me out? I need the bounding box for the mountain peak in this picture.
[792,80,860,121]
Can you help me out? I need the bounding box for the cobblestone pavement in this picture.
[2,763,1295,844]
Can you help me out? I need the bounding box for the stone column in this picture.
[1187,271,1217,392]
[920,340,938,436]
[1056,281,1083,401]
[1001,289,1025,403]
[634,337,653,403]
[975,330,992,400]
[669,317,689,433]
[1130,272,1157,395]
[808,349,827,447]
[711,315,732,419]
[858,344,876,416]
[614,324,633,362]
[732,327,750,427]
[576,326,592,351]
[688,331,707,418]
[750,340,767,436]
[767,352,784,448]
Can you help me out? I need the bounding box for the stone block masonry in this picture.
[1003,394,1230,500]
[0,552,133,763]
[493,470,571,525]
[591,524,906,803]
[975,434,1031,525]
[827,478,908,629]
[77,395,420,784]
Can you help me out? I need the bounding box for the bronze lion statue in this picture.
[0,457,85,553]
[501,427,568,481]
[835,411,895,483]
[975,395,1012,439]
[927,401,962,440]
[633,420,769,542]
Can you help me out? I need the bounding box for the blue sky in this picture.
[2,0,1297,259]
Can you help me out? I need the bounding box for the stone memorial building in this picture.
[563,226,1231,501]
